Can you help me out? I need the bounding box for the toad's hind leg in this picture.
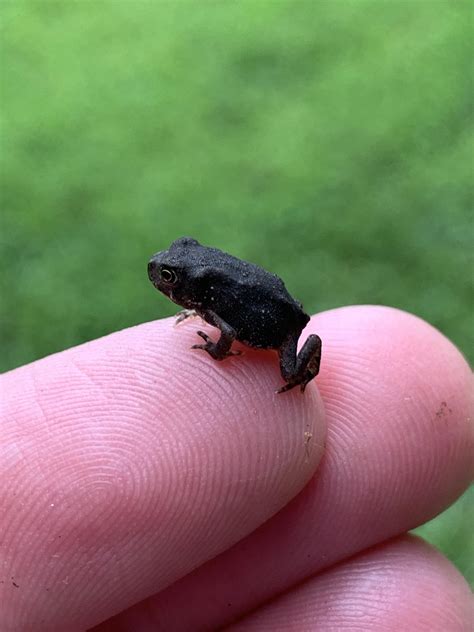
[277,333,322,393]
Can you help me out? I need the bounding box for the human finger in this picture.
[228,535,473,631]
[103,306,472,630]
[0,318,326,632]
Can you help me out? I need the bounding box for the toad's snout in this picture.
[147,257,159,284]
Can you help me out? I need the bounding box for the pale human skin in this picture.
[1,306,473,631]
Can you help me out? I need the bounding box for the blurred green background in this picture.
[1,1,472,583]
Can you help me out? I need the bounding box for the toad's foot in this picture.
[191,330,242,361]
[175,309,199,325]
[277,334,322,394]
[276,370,315,394]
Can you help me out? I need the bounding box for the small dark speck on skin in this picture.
[436,401,452,418]
[12,581,19,588]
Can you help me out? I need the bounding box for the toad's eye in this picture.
[160,267,178,285]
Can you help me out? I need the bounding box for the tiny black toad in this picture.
[148,237,321,393]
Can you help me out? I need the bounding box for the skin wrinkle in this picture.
[231,349,276,393]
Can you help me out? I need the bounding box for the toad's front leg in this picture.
[277,332,322,393]
[191,310,242,360]
[175,309,199,325]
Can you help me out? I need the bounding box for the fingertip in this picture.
[0,317,326,631]
[299,305,473,559]
[230,535,473,631]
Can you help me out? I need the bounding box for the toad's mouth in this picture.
[166,289,185,307]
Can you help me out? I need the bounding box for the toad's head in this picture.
[148,237,205,309]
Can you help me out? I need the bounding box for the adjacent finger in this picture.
[0,319,326,632]
[228,535,473,631]
[108,306,472,630]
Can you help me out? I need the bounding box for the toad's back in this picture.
[186,245,310,349]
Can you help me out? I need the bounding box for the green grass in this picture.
[1,1,472,583]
